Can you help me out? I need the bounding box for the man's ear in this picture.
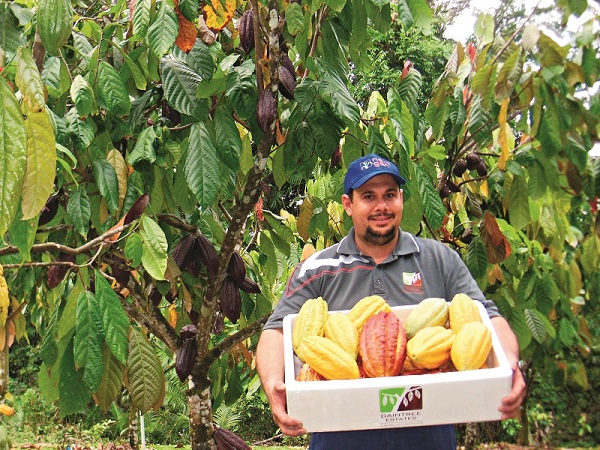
[341,194,352,216]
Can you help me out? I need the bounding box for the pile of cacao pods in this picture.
[292,294,493,381]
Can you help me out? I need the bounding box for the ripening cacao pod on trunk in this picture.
[175,338,197,381]
[172,234,197,273]
[219,277,242,324]
[347,295,391,333]
[324,312,359,359]
[213,311,225,334]
[453,159,468,177]
[407,326,455,369]
[179,323,198,340]
[257,89,276,133]
[196,234,219,276]
[227,251,246,285]
[278,66,296,100]
[0,404,15,417]
[404,297,448,339]
[466,152,481,170]
[236,276,261,293]
[292,297,328,361]
[297,336,360,380]
[359,311,407,377]
[237,10,254,54]
[296,363,325,381]
[448,293,482,334]
[47,253,76,289]
[281,52,296,78]
[451,322,492,371]
[38,193,60,226]
[214,426,251,450]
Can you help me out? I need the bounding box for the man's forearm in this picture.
[256,328,286,394]
[491,316,520,365]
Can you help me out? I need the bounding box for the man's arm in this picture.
[491,316,527,419]
[256,328,306,436]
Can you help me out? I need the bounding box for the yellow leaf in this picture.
[106,149,128,212]
[203,0,236,31]
[297,197,314,242]
[20,106,57,220]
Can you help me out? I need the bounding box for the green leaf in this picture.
[285,2,304,36]
[225,76,256,121]
[8,215,37,261]
[37,0,73,54]
[15,47,46,112]
[316,61,360,123]
[132,0,152,37]
[415,165,444,229]
[94,343,125,411]
[524,308,549,344]
[406,0,432,29]
[323,0,346,13]
[179,0,199,21]
[0,78,27,237]
[140,216,168,280]
[224,363,244,405]
[70,75,97,117]
[21,108,57,220]
[125,232,144,266]
[126,328,165,414]
[0,4,27,55]
[75,291,104,392]
[148,0,178,58]
[97,61,131,117]
[184,122,220,209]
[68,117,95,150]
[92,160,120,215]
[388,89,415,155]
[67,186,91,237]
[42,57,71,100]
[474,13,494,48]
[258,233,277,285]
[95,271,130,365]
[188,40,216,80]
[128,126,157,170]
[508,175,530,230]
[396,69,422,109]
[508,309,532,351]
[215,107,241,173]
[59,336,91,416]
[466,237,487,281]
[161,56,209,119]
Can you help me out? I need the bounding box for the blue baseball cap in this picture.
[344,154,406,195]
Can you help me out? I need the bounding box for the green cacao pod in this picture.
[37,0,73,55]
[404,297,449,339]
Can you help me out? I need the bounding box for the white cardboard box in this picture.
[283,302,513,432]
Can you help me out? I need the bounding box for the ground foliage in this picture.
[0,0,598,448]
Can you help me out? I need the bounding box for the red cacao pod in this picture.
[358,311,407,378]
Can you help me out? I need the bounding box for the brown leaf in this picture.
[175,7,197,53]
[480,211,511,264]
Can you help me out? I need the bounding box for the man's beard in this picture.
[362,224,397,246]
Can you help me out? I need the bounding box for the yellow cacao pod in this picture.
[0,404,14,417]
[297,335,360,380]
[324,312,359,359]
[448,293,482,334]
[347,295,391,333]
[406,326,455,369]
[296,363,325,381]
[451,322,492,371]
[404,297,449,339]
[359,311,407,378]
[292,297,328,361]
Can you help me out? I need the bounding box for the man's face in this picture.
[342,174,403,247]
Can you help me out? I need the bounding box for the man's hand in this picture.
[267,380,306,436]
[499,361,527,420]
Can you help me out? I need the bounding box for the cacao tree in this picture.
[0,0,598,448]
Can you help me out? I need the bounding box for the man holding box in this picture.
[256,154,527,449]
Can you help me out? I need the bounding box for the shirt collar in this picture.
[337,228,420,257]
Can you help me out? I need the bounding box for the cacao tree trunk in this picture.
[463,422,478,450]
[0,328,8,399]
[189,373,217,450]
[129,405,139,450]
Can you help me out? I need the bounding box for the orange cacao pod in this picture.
[296,363,325,381]
[324,312,359,359]
[404,297,449,339]
[358,311,407,378]
[406,326,455,369]
[297,336,360,380]
[347,295,391,333]
[451,321,492,371]
[448,293,482,334]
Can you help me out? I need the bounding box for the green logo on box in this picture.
[379,386,423,413]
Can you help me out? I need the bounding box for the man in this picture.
[256,154,527,449]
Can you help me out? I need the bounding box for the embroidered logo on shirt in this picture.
[402,272,423,294]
